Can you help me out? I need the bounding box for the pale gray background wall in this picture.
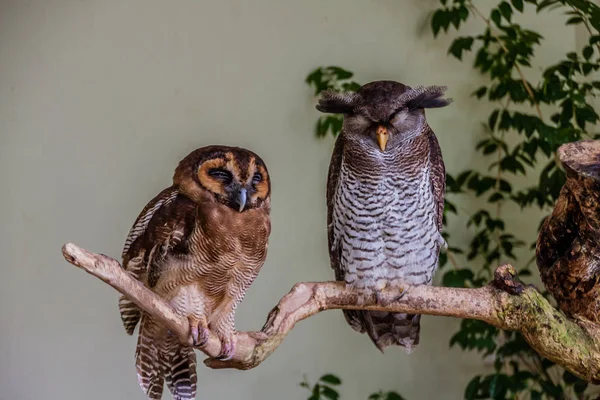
[0,1,579,399]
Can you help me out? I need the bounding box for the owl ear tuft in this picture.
[404,86,452,110]
[316,90,357,114]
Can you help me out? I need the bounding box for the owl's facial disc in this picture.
[197,154,270,212]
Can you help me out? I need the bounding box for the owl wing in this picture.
[326,133,344,278]
[119,186,196,334]
[326,133,366,332]
[427,128,446,233]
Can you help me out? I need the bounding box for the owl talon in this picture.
[215,337,235,361]
[190,325,199,344]
[189,318,210,346]
[375,283,406,307]
[196,325,210,346]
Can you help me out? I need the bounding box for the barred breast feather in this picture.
[327,127,445,352]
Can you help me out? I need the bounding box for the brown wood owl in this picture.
[119,145,271,400]
[317,81,451,353]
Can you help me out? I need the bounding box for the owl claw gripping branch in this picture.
[318,81,451,353]
[119,146,271,400]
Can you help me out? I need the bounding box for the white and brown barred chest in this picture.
[332,140,442,290]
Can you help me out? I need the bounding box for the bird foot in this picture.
[215,335,236,361]
[189,318,211,347]
[374,280,406,307]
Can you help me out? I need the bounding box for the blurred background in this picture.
[1,1,597,399]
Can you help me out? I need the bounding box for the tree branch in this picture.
[61,243,600,381]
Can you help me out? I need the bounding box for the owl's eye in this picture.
[390,110,407,126]
[252,172,263,184]
[344,114,371,132]
[208,168,233,184]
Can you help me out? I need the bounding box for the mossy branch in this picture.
[61,244,600,380]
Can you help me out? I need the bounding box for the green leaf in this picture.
[456,170,473,189]
[488,374,505,398]
[321,386,339,400]
[488,192,504,203]
[319,374,341,385]
[431,9,446,37]
[539,379,563,397]
[574,380,588,394]
[491,9,502,26]
[312,383,321,399]
[385,392,405,400]
[498,179,512,193]
[448,36,474,60]
[511,0,523,12]
[488,109,500,129]
[465,376,481,400]
[499,110,512,131]
[458,5,469,22]
[562,370,580,384]
[327,66,353,80]
[442,269,474,288]
[473,86,487,98]
[499,2,513,22]
[566,16,583,25]
[537,0,559,12]
[583,45,594,60]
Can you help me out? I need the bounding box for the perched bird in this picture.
[119,145,271,400]
[317,81,451,353]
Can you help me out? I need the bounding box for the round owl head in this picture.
[173,145,270,212]
[316,80,452,151]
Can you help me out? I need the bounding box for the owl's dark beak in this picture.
[237,188,247,212]
[376,125,388,152]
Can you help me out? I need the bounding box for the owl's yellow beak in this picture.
[376,125,388,152]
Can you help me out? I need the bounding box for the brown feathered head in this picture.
[173,145,271,212]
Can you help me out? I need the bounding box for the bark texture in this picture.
[537,140,600,325]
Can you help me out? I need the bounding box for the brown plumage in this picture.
[318,81,450,352]
[119,145,271,400]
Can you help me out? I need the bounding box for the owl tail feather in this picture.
[136,316,197,400]
[360,310,421,354]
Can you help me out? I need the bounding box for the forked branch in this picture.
[61,243,600,381]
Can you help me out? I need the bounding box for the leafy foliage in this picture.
[304,0,600,398]
[305,67,361,138]
[300,374,405,400]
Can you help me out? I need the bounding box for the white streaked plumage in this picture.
[320,80,450,352]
